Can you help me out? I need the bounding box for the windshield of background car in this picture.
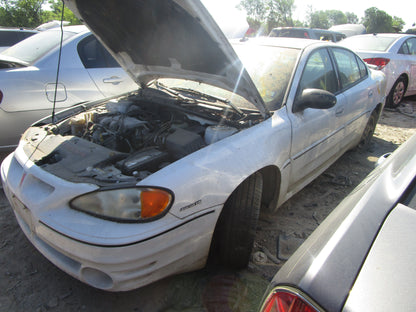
[341,36,397,52]
[233,44,299,109]
[1,30,75,64]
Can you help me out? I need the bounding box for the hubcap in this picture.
[392,81,405,105]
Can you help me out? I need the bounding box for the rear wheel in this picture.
[387,77,406,108]
[210,173,263,269]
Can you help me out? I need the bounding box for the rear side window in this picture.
[332,48,364,89]
[399,38,416,55]
[78,35,120,68]
[0,30,35,46]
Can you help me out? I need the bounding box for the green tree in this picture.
[392,16,405,33]
[309,10,329,29]
[41,0,80,25]
[362,7,393,33]
[0,0,45,27]
[327,10,347,26]
[345,12,358,24]
[238,0,295,33]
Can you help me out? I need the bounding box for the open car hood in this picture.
[64,0,268,117]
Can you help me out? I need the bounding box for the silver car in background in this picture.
[340,33,416,108]
[0,25,137,151]
[260,133,416,312]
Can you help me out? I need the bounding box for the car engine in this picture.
[27,89,262,185]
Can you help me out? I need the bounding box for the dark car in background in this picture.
[260,133,416,312]
[0,27,38,52]
[269,27,346,42]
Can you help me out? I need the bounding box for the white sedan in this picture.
[0,25,137,151]
[1,0,386,292]
[340,33,416,108]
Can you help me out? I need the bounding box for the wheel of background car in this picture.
[387,77,407,108]
[210,172,263,269]
[358,110,378,150]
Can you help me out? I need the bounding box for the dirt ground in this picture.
[1,98,415,312]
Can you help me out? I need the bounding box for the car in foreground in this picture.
[260,133,416,312]
[0,25,137,151]
[0,27,38,52]
[1,0,385,291]
[340,33,416,108]
[269,27,346,42]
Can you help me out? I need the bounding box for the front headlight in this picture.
[69,187,173,222]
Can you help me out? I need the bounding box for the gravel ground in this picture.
[1,98,415,312]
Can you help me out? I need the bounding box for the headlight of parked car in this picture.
[70,187,173,222]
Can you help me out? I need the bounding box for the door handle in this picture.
[335,107,344,116]
[368,90,374,97]
[103,76,123,84]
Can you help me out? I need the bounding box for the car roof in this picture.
[231,36,336,50]
[351,33,415,39]
[49,25,89,34]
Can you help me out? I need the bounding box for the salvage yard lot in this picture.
[1,98,415,311]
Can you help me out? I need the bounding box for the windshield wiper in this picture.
[153,81,246,118]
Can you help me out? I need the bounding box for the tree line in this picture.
[238,0,411,34]
[0,0,79,28]
[0,0,413,34]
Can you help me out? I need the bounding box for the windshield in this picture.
[340,36,397,52]
[1,29,76,64]
[233,44,299,109]
[159,44,299,111]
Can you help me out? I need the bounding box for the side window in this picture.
[298,48,338,95]
[78,35,120,69]
[399,41,410,54]
[406,38,416,55]
[332,48,362,89]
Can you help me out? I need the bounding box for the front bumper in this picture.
[1,151,220,291]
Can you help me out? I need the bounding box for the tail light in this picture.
[363,58,390,70]
[260,287,321,312]
[0,90,3,104]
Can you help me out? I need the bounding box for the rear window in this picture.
[269,29,310,39]
[0,30,36,46]
[341,36,398,52]
[1,29,76,64]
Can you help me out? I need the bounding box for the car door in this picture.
[287,47,346,193]
[330,47,374,150]
[77,35,137,97]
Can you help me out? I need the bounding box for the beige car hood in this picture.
[64,0,268,117]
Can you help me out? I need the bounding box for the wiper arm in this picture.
[153,81,246,118]
[172,87,246,117]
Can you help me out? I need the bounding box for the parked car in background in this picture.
[329,24,366,37]
[0,25,137,151]
[0,27,38,52]
[340,33,416,108]
[260,133,416,312]
[1,0,385,292]
[269,27,346,42]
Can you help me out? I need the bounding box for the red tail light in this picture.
[363,58,390,70]
[261,288,320,312]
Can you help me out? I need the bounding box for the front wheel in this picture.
[210,173,263,269]
[387,77,406,108]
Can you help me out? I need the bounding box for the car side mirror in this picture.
[293,88,337,113]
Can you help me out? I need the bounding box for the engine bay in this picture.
[26,88,263,185]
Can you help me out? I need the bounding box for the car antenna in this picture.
[51,0,66,124]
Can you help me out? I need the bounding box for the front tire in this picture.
[210,173,263,269]
[387,77,406,108]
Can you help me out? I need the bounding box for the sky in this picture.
[203,0,415,33]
